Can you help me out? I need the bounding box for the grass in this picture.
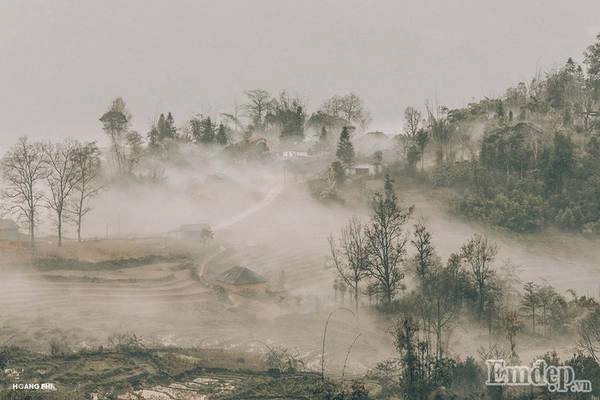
[0,345,337,399]
[33,254,190,271]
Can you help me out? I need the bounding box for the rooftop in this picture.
[217,266,267,285]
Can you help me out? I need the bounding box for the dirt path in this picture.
[213,174,285,232]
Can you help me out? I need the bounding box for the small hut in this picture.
[169,223,212,241]
[216,266,267,294]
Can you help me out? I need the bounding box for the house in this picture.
[348,163,382,176]
[0,219,20,241]
[172,223,212,241]
[282,150,309,160]
[281,140,312,160]
[216,266,268,294]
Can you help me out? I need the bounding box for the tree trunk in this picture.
[385,289,392,308]
[57,211,62,247]
[77,195,83,242]
[479,283,485,320]
[436,300,442,359]
[29,216,35,250]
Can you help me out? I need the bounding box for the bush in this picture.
[456,190,546,232]
[49,338,71,356]
[264,346,304,374]
[108,333,145,354]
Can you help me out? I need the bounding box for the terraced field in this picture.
[4,173,599,395]
[0,181,394,380]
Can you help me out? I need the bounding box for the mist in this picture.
[2,0,600,151]
[3,2,600,398]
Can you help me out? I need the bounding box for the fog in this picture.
[3,3,600,396]
[2,0,600,150]
[2,145,600,372]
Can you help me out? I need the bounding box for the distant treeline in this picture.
[395,34,600,234]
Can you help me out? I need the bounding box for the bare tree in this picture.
[411,222,436,288]
[426,103,453,164]
[70,142,102,242]
[43,139,81,246]
[243,89,273,130]
[404,107,422,138]
[329,216,370,312]
[1,137,46,249]
[579,308,600,363]
[503,311,523,360]
[428,262,462,359]
[461,234,497,319]
[322,93,371,129]
[365,175,412,307]
[537,285,557,337]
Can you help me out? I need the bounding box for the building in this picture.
[0,219,20,241]
[216,266,268,294]
[172,223,212,241]
[348,163,382,176]
[282,150,309,160]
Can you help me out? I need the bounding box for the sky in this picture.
[1,0,599,151]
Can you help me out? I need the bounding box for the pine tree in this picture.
[200,117,216,144]
[329,160,346,186]
[147,125,160,149]
[521,282,540,333]
[336,126,355,167]
[319,126,329,150]
[157,114,168,141]
[165,112,177,139]
[216,123,228,145]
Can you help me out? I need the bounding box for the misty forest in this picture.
[5,14,600,400]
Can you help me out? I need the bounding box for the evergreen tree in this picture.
[521,282,540,333]
[407,144,420,173]
[319,126,329,150]
[586,135,600,160]
[157,114,168,141]
[216,123,228,145]
[147,125,160,149]
[415,129,429,172]
[336,126,355,167]
[584,33,600,82]
[165,112,177,139]
[329,160,346,186]
[190,117,202,143]
[199,117,216,144]
[544,132,576,194]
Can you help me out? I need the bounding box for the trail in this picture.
[212,174,285,232]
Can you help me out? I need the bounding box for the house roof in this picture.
[217,266,267,285]
[0,219,18,231]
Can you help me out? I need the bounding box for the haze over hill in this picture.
[1,0,600,150]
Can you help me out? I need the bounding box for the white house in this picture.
[348,163,381,176]
[282,150,309,160]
